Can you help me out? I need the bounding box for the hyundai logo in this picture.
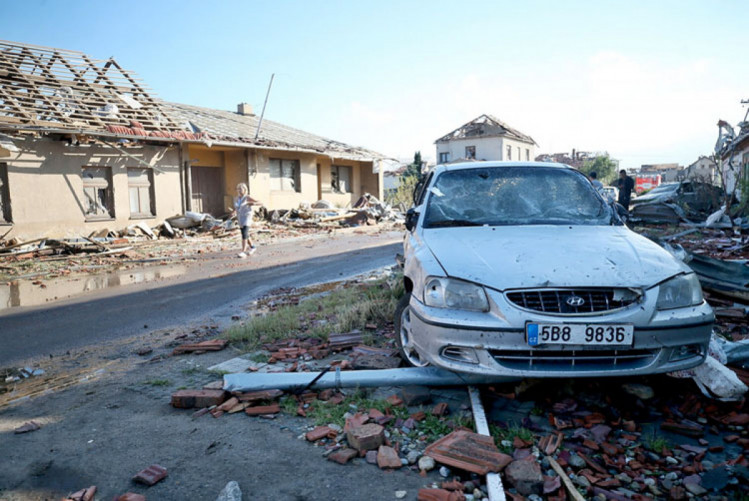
[566,295,585,307]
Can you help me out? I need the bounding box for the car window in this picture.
[423,167,610,227]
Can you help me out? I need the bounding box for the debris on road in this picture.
[132,464,168,486]
[63,486,97,501]
[172,339,228,355]
[13,420,41,433]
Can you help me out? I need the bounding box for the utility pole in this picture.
[255,73,275,141]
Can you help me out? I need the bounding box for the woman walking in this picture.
[232,183,259,258]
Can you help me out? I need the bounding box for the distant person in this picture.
[588,171,604,192]
[617,170,635,208]
[232,183,259,258]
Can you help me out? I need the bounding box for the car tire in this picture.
[394,293,430,367]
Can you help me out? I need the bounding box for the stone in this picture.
[328,447,358,465]
[684,483,707,496]
[401,386,432,406]
[701,466,729,491]
[132,464,168,486]
[439,466,451,477]
[669,486,686,500]
[622,383,655,400]
[377,445,402,469]
[216,481,242,501]
[505,460,544,496]
[407,450,421,465]
[665,456,679,465]
[352,355,401,370]
[568,454,586,469]
[365,450,378,464]
[419,455,437,472]
[346,423,384,452]
[574,475,591,488]
[395,491,407,499]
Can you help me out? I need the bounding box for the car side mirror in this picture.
[405,208,419,231]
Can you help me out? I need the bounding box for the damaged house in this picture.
[0,40,385,239]
[434,114,537,164]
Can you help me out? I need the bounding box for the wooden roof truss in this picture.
[0,40,182,133]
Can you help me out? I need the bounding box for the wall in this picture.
[248,149,319,208]
[1,136,181,239]
[436,137,535,163]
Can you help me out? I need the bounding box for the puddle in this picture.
[0,265,188,311]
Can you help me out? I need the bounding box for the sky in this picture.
[2,0,748,168]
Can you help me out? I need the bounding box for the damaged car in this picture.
[395,161,714,377]
[631,181,724,216]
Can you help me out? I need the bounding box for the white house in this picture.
[435,114,537,164]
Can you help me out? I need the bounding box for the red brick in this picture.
[306,426,336,442]
[115,494,146,501]
[432,402,449,416]
[172,339,227,354]
[601,442,619,456]
[583,439,600,451]
[425,429,511,475]
[171,389,226,409]
[377,445,402,469]
[417,488,466,501]
[244,403,280,416]
[234,389,283,402]
[411,411,427,422]
[440,480,464,491]
[386,394,404,406]
[217,396,239,412]
[344,412,370,432]
[64,486,96,501]
[132,464,167,486]
[346,423,385,452]
[328,447,358,464]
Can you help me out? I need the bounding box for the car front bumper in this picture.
[408,295,714,378]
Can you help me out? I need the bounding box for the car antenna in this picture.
[254,73,275,141]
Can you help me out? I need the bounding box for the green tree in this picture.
[580,155,618,185]
[403,151,423,180]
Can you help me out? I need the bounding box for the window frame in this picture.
[127,167,155,219]
[331,164,353,194]
[269,158,301,192]
[81,166,114,220]
[465,146,476,159]
[506,145,512,160]
[438,152,450,164]
[0,162,11,224]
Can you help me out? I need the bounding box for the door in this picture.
[190,166,225,216]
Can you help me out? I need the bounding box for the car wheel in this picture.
[394,293,429,367]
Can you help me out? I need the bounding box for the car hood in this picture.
[422,225,688,289]
[633,191,675,204]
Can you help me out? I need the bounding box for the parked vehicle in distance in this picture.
[631,181,724,215]
[601,186,618,203]
[396,161,713,377]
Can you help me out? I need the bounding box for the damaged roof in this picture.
[163,102,386,161]
[435,114,537,146]
[0,39,183,134]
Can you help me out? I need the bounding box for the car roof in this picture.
[433,160,575,174]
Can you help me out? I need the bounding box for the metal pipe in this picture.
[223,366,517,393]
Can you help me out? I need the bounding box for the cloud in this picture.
[325,51,746,167]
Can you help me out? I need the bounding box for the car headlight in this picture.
[423,277,489,312]
[656,274,703,310]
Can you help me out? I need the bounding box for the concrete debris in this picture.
[14,420,41,433]
[216,480,242,501]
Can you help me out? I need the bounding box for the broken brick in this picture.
[344,412,370,432]
[115,494,146,501]
[235,389,283,402]
[217,396,239,412]
[425,429,512,475]
[328,447,358,465]
[244,404,280,416]
[377,445,402,469]
[411,411,427,422]
[172,339,227,354]
[582,439,600,451]
[661,421,704,438]
[440,480,464,491]
[306,426,337,442]
[171,389,226,409]
[64,486,96,501]
[368,408,385,420]
[346,423,385,452]
[386,394,404,406]
[132,464,167,486]
[431,402,449,416]
[418,488,466,501]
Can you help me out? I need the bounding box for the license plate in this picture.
[526,323,633,346]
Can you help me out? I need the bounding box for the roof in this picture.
[163,102,385,161]
[0,39,182,134]
[435,114,537,146]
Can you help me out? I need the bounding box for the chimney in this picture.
[237,103,254,116]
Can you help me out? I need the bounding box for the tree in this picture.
[402,151,423,180]
[580,155,618,185]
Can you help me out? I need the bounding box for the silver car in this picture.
[396,162,713,377]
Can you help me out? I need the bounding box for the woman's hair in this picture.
[236,183,249,192]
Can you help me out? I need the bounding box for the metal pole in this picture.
[254,73,275,141]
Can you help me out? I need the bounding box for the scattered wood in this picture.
[547,456,586,501]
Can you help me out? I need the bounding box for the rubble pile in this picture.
[261,194,404,229]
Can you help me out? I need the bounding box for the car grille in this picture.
[490,348,657,371]
[505,288,639,315]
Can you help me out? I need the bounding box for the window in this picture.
[465,146,476,159]
[506,145,512,160]
[269,158,301,192]
[0,163,10,223]
[526,149,530,161]
[82,166,113,219]
[439,152,449,164]
[517,147,521,160]
[331,165,352,193]
[128,168,155,217]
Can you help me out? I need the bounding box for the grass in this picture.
[223,272,404,351]
[490,423,535,453]
[143,379,171,387]
[644,432,670,453]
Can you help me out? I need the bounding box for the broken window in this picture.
[526,149,530,161]
[439,152,449,163]
[465,146,476,159]
[128,168,155,217]
[269,158,301,192]
[0,163,10,223]
[331,165,352,193]
[82,166,113,219]
[506,145,512,160]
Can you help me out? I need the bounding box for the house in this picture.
[534,149,616,170]
[0,40,385,240]
[717,121,749,200]
[434,114,537,164]
[660,156,717,184]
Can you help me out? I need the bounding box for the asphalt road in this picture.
[0,239,401,366]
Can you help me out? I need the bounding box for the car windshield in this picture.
[423,166,610,227]
[648,184,678,194]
